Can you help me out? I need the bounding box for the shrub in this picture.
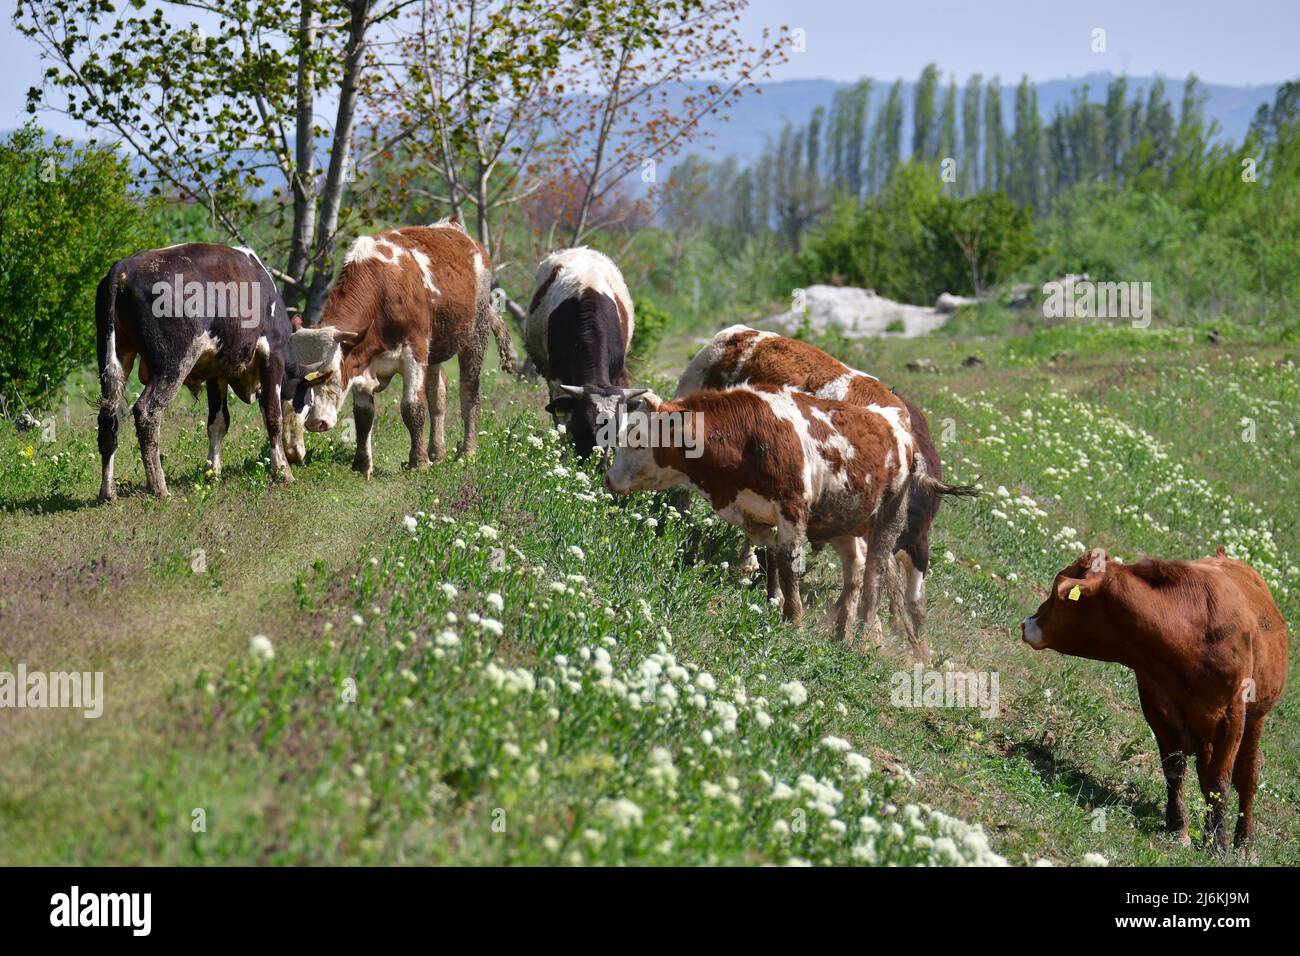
[0,123,159,413]
[630,297,672,364]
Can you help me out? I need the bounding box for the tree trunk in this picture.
[286,1,320,314]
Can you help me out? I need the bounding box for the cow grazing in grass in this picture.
[94,243,305,502]
[523,247,635,458]
[289,217,516,477]
[1021,547,1289,852]
[676,324,948,661]
[604,384,975,644]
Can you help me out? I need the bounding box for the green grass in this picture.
[0,312,1296,866]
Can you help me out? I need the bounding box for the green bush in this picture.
[0,123,159,413]
[630,297,672,364]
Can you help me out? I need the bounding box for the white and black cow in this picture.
[95,243,305,502]
[523,247,636,457]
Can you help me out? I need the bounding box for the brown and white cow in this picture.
[1021,547,1289,852]
[676,324,948,661]
[289,217,516,477]
[603,384,973,644]
[523,247,635,458]
[94,243,306,502]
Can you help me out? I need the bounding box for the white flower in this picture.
[249,634,274,661]
[599,798,644,830]
[477,524,499,540]
[440,583,458,599]
[485,592,504,612]
[568,545,586,562]
[1081,853,1109,867]
[779,680,808,706]
[820,735,852,753]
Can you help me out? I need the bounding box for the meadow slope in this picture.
[0,315,1296,865]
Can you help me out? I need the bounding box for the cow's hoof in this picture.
[351,458,373,478]
[405,458,431,471]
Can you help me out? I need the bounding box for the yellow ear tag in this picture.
[1067,585,1082,601]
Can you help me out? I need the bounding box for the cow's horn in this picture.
[559,384,585,396]
[620,388,648,401]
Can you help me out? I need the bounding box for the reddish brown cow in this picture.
[676,324,949,661]
[289,217,516,476]
[1022,547,1289,851]
[604,384,974,644]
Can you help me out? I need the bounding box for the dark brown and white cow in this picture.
[94,243,306,502]
[676,324,948,661]
[523,247,635,457]
[289,217,516,477]
[603,384,973,644]
[1022,548,1289,852]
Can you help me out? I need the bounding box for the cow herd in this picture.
[91,217,1287,855]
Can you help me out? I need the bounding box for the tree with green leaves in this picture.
[0,124,158,412]
[961,74,983,195]
[869,81,905,194]
[912,63,940,161]
[1008,75,1043,209]
[983,77,1007,191]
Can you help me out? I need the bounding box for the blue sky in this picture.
[5,0,1297,137]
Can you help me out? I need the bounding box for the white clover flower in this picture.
[779,680,809,706]
[403,515,419,535]
[695,672,717,692]
[568,544,586,562]
[485,592,504,612]
[478,617,504,636]
[599,798,644,830]
[249,634,274,662]
[845,753,873,780]
[440,583,458,599]
[350,613,365,627]
[434,630,460,648]
[820,735,852,753]
[476,524,499,540]
[1081,853,1109,867]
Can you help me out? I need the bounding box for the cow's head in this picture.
[1021,548,1114,654]
[289,327,362,432]
[545,384,647,460]
[602,393,689,495]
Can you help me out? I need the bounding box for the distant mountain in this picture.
[674,73,1283,167]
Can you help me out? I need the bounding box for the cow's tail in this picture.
[488,304,519,376]
[918,473,981,498]
[911,448,980,498]
[91,266,126,411]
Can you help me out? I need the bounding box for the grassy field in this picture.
[1,310,1296,865]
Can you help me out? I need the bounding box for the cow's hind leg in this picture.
[258,360,292,483]
[1232,716,1266,849]
[427,365,448,462]
[1196,712,1246,853]
[401,359,430,470]
[352,389,376,479]
[456,325,488,459]
[132,373,184,498]
[775,543,803,625]
[883,549,931,664]
[206,379,230,477]
[830,536,866,643]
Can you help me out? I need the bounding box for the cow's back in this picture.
[525,248,634,381]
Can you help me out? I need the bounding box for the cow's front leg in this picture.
[1137,681,1190,845]
[206,379,230,477]
[132,373,183,499]
[401,359,430,469]
[257,362,291,483]
[427,364,447,462]
[352,389,376,479]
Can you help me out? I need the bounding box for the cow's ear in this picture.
[545,396,576,415]
[330,329,362,349]
[1055,575,1104,602]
